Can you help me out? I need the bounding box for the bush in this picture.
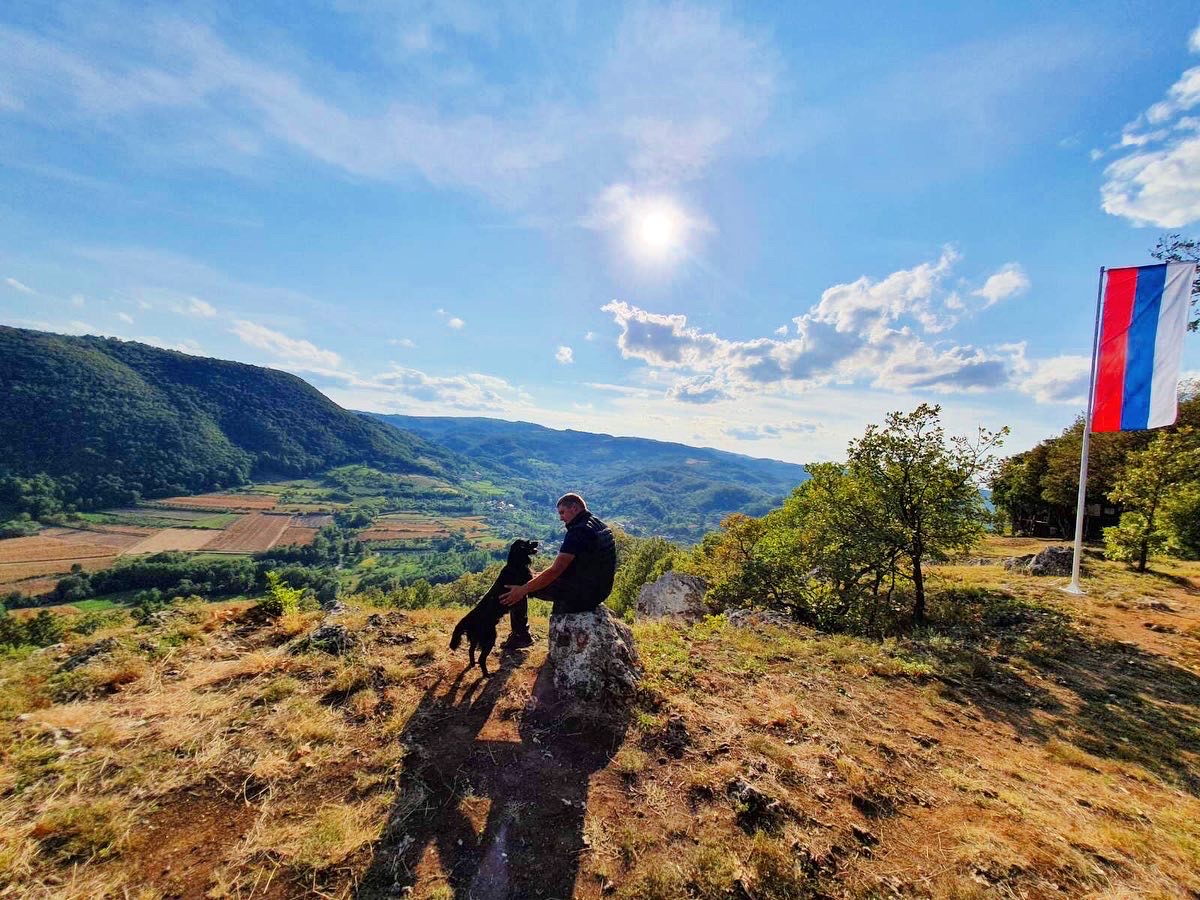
[609,536,679,619]
[255,570,305,618]
[1104,512,1169,565]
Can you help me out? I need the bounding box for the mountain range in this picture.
[0,327,808,538]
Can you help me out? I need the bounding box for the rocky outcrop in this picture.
[636,572,708,621]
[726,608,795,629]
[1003,546,1074,576]
[548,607,640,703]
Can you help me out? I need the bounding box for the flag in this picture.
[1092,262,1195,432]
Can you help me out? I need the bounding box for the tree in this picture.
[1151,234,1200,331]
[1104,427,1200,571]
[847,405,1005,623]
[609,535,679,619]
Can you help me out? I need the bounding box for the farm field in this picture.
[276,525,318,546]
[159,493,278,511]
[202,513,292,552]
[121,528,218,555]
[0,533,120,594]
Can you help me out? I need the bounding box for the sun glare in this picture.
[630,202,685,262]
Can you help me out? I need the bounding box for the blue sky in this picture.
[3,1,1200,464]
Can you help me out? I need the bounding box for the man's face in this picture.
[557,503,579,525]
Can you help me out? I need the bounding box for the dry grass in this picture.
[0,547,1198,898]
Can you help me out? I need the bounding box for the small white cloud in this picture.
[584,331,596,341]
[70,293,86,308]
[774,325,788,336]
[436,308,447,316]
[556,345,574,364]
[972,263,1030,307]
[230,320,342,368]
[388,337,416,348]
[447,317,465,329]
[1016,353,1091,405]
[117,312,134,324]
[185,297,217,317]
[1190,22,1200,54]
[4,277,35,295]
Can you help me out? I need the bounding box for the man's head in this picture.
[556,492,586,524]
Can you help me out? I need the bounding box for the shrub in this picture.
[255,570,305,618]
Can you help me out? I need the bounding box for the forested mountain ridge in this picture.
[371,413,810,540]
[0,326,454,511]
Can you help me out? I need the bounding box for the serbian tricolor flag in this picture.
[1092,262,1195,432]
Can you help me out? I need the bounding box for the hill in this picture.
[1,537,1197,898]
[371,414,810,541]
[0,327,456,512]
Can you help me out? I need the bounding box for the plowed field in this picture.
[202,514,291,552]
[45,527,153,551]
[357,523,448,541]
[159,494,278,511]
[0,536,119,564]
[276,526,317,547]
[0,554,118,588]
[122,529,217,555]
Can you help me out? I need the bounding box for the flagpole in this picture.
[1063,266,1106,595]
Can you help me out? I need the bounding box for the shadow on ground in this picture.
[926,603,1200,795]
[357,656,628,899]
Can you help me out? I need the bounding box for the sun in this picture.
[629,200,686,262]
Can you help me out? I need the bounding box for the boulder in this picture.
[1002,547,1074,576]
[58,637,119,673]
[636,572,708,621]
[1028,546,1074,576]
[1002,554,1035,571]
[726,608,795,629]
[548,607,640,703]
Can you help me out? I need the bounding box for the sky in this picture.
[3,1,1200,466]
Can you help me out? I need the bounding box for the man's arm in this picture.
[499,552,574,606]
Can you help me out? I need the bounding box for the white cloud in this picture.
[555,345,573,364]
[117,311,134,324]
[1014,352,1091,405]
[601,250,1059,404]
[175,296,217,317]
[1102,32,1200,227]
[4,277,35,294]
[230,319,342,368]
[447,317,464,329]
[319,364,531,414]
[723,421,817,441]
[0,5,780,232]
[972,263,1030,307]
[584,331,596,341]
[774,325,788,336]
[388,337,416,347]
[70,293,86,308]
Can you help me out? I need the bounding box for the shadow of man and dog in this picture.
[357,654,628,899]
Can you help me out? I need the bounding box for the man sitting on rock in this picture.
[498,493,617,646]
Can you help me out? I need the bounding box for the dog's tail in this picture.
[449,620,466,651]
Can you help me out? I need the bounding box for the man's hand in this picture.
[499,584,526,607]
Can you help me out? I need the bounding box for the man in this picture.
[498,493,617,648]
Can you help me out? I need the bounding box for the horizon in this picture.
[3,3,1200,465]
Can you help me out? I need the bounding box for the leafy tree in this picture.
[0,609,26,647]
[609,535,679,619]
[1151,234,1200,331]
[25,610,64,646]
[1163,482,1200,557]
[847,405,1005,623]
[255,570,305,617]
[1104,427,1200,571]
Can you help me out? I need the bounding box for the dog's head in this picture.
[506,539,539,565]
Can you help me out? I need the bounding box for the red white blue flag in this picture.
[1092,262,1195,432]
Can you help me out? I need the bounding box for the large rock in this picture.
[726,608,795,629]
[1003,547,1074,576]
[1028,546,1074,576]
[636,572,708,621]
[548,607,641,703]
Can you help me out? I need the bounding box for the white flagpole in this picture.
[1063,267,1107,595]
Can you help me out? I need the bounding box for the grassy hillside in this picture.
[2,538,1197,898]
[372,414,810,542]
[0,327,457,511]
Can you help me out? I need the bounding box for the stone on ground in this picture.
[548,606,640,703]
[636,571,708,621]
[1003,546,1074,576]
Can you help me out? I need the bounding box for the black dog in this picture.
[449,539,538,676]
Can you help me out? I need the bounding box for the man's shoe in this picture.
[501,631,535,650]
